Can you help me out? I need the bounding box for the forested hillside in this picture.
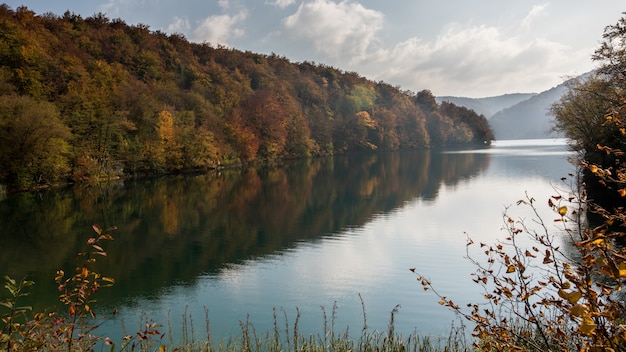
[0,5,493,190]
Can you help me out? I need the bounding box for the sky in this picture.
[5,1,625,98]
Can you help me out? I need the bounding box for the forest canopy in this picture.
[0,4,494,190]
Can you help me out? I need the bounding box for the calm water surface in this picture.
[0,139,574,342]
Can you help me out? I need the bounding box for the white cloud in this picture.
[283,0,383,59]
[522,3,548,28]
[99,0,122,17]
[192,10,248,45]
[218,0,231,10]
[267,0,296,9]
[353,22,583,97]
[168,16,190,33]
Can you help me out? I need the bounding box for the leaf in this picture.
[92,224,102,235]
[570,303,588,317]
[543,256,553,264]
[15,305,32,313]
[558,289,582,304]
[3,275,15,285]
[590,237,606,246]
[557,206,568,216]
[579,316,596,335]
[619,262,626,277]
[506,265,516,273]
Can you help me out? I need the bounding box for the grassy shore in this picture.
[104,306,472,352]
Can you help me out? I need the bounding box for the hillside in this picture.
[436,93,537,118]
[488,83,571,139]
[0,5,493,190]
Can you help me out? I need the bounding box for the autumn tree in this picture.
[551,14,626,207]
[414,13,626,352]
[0,95,71,188]
[0,4,494,188]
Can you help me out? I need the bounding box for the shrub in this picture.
[414,104,626,351]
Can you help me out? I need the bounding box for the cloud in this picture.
[353,22,582,97]
[218,0,231,10]
[283,0,383,59]
[168,16,190,33]
[522,3,548,28]
[192,10,248,45]
[99,0,153,18]
[267,0,296,9]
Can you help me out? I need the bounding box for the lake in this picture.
[0,138,575,344]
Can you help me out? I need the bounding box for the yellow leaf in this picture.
[590,237,606,246]
[619,263,626,277]
[557,206,568,216]
[570,304,588,317]
[589,164,598,173]
[619,189,626,197]
[506,265,515,273]
[579,316,596,335]
[558,289,582,304]
[160,346,167,352]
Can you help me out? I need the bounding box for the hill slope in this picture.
[0,5,493,190]
[488,83,570,139]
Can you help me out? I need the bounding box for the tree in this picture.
[551,13,626,207]
[550,77,619,160]
[412,13,626,351]
[0,95,71,188]
[150,109,182,171]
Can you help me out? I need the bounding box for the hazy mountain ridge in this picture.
[437,75,590,140]
[488,84,570,139]
[436,93,537,118]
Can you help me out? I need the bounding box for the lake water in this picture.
[0,139,575,344]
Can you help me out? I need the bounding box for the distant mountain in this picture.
[488,82,572,140]
[436,93,536,118]
[437,74,591,140]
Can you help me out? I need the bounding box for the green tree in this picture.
[0,95,71,188]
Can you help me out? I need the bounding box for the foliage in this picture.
[415,144,626,351]
[412,13,626,351]
[551,12,626,208]
[0,94,71,188]
[0,275,35,350]
[0,4,493,190]
[0,224,118,351]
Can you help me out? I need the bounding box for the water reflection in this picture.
[0,140,578,343]
[0,150,489,310]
